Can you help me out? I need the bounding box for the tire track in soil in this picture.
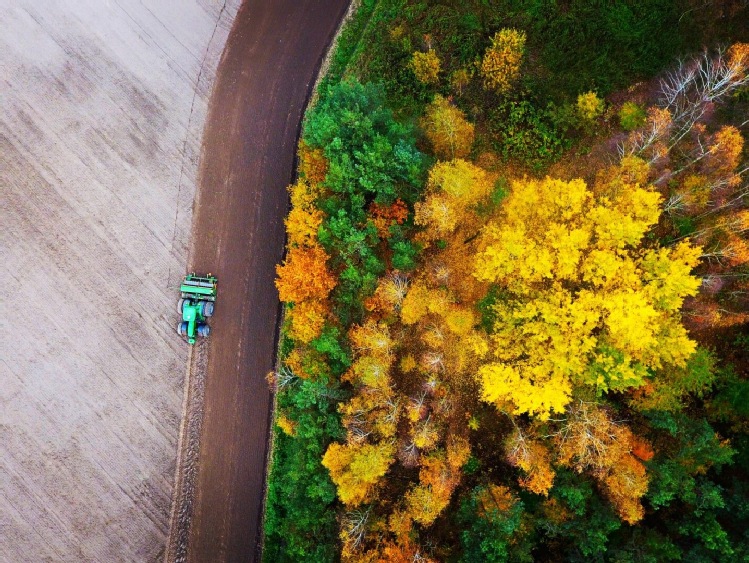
[166,1,350,561]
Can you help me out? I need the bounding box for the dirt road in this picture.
[181,1,349,561]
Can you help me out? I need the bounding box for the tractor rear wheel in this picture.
[197,324,211,338]
[177,298,188,314]
[200,301,215,317]
[177,322,188,336]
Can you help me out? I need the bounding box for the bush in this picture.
[619,101,647,131]
[480,28,526,94]
[410,50,441,84]
[487,98,569,169]
[577,91,604,122]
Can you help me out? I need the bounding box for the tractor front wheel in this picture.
[177,322,188,336]
[197,324,211,338]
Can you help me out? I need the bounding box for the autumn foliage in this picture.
[322,441,396,506]
[268,29,748,561]
[410,49,441,84]
[421,95,475,160]
[576,91,604,122]
[554,402,650,524]
[505,428,556,495]
[474,162,701,418]
[275,244,336,303]
[480,28,526,93]
[414,159,493,241]
[368,199,408,238]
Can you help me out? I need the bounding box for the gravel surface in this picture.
[1,2,239,561]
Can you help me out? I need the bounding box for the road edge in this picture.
[256,2,358,559]
[306,0,361,110]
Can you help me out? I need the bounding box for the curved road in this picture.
[184,1,349,561]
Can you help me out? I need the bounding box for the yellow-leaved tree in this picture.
[577,91,604,123]
[322,441,396,506]
[474,158,702,419]
[421,95,475,160]
[410,50,441,84]
[480,29,526,94]
[414,159,494,241]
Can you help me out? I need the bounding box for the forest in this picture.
[264,1,749,561]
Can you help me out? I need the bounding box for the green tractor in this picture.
[177,273,217,344]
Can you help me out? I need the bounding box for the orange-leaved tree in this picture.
[369,199,409,239]
[505,426,556,496]
[275,243,336,303]
[553,401,651,524]
[278,173,332,343]
[297,141,328,186]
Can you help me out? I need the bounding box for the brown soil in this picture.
[178,2,349,561]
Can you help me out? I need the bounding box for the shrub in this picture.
[577,91,604,122]
[619,101,647,131]
[410,50,441,84]
[481,28,526,94]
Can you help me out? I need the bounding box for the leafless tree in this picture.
[620,47,749,159]
[341,507,371,550]
[660,46,749,148]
